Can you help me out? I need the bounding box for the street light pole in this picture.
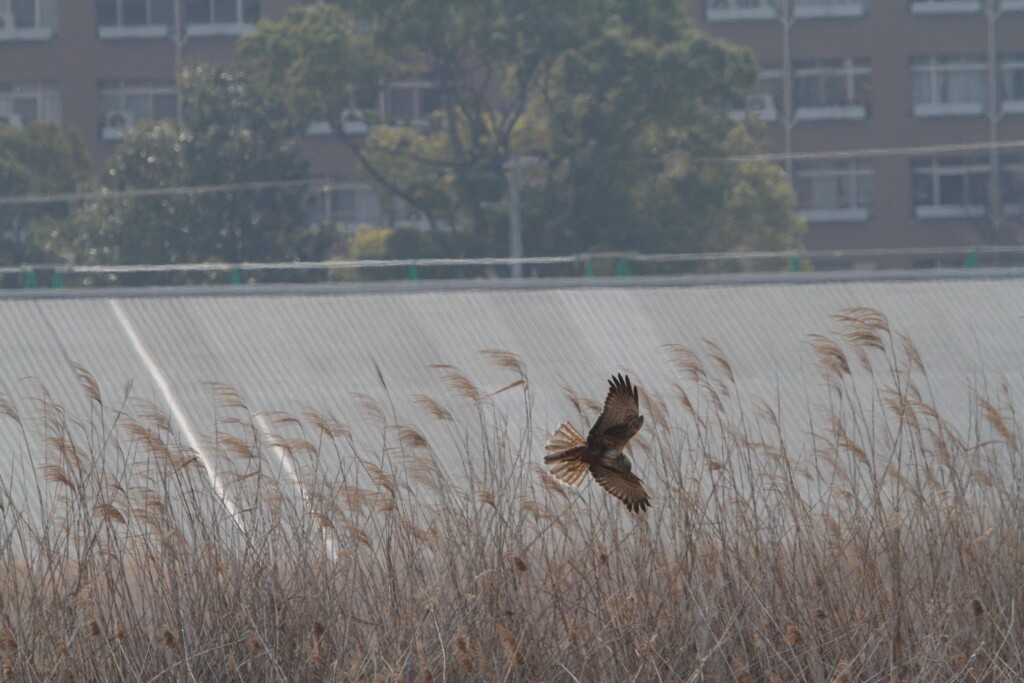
[502,153,545,279]
[507,153,523,279]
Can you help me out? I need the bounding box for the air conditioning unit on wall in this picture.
[746,93,778,120]
[340,108,368,135]
[101,110,135,141]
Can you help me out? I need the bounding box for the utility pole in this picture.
[780,0,794,181]
[986,0,1002,234]
[173,0,187,126]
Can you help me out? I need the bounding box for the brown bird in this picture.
[543,374,650,513]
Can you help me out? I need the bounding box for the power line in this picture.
[1,138,1023,208]
[699,138,1024,164]
[0,177,368,207]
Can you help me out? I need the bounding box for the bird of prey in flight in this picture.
[543,374,650,513]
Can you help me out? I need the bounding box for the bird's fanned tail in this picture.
[543,422,588,486]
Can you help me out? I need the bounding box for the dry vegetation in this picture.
[1,307,1023,681]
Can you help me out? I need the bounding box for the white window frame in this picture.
[911,55,987,117]
[380,81,441,129]
[310,181,382,232]
[185,0,257,37]
[792,0,868,19]
[1002,157,1024,216]
[1000,54,1024,114]
[99,81,176,141]
[912,157,989,219]
[98,0,172,39]
[0,0,57,41]
[705,0,778,22]
[795,161,873,222]
[910,0,982,14]
[794,58,870,121]
[0,83,61,125]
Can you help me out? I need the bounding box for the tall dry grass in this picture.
[1,307,1022,681]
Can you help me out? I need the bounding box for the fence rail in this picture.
[3,245,1024,290]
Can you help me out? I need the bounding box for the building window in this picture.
[705,0,778,22]
[795,161,873,222]
[792,0,868,19]
[912,157,989,218]
[379,81,442,128]
[97,0,173,38]
[98,81,177,141]
[1001,54,1024,114]
[309,182,382,230]
[794,58,870,121]
[0,83,60,127]
[185,0,259,36]
[911,55,987,117]
[910,0,982,14]
[1002,157,1024,216]
[0,0,58,40]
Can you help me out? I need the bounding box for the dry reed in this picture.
[0,309,1022,680]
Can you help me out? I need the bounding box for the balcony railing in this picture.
[915,204,986,218]
[910,0,982,14]
[98,24,170,39]
[793,0,868,19]
[794,104,868,121]
[913,101,986,117]
[799,207,871,222]
[706,4,778,22]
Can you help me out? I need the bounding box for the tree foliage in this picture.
[0,122,91,265]
[238,0,803,257]
[44,64,319,265]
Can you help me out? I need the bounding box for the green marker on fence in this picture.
[230,268,241,285]
[789,255,801,273]
[23,269,37,289]
[409,263,419,281]
[615,258,630,276]
[585,258,595,277]
[52,270,63,289]
[964,250,977,269]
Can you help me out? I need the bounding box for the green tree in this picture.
[237,0,803,257]
[0,122,91,265]
[520,14,802,254]
[48,64,319,265]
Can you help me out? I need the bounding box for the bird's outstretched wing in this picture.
[587,374,644,451]
[589,463,651,513]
